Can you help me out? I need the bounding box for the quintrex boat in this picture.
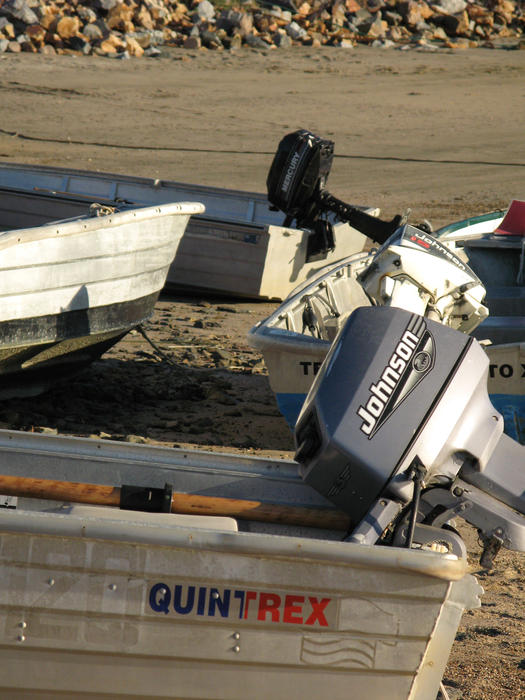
[0,193,203,397]
[0,161,380,301]
[1,301,525,698]
[249,130,525,439]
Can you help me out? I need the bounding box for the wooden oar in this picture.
[0,475,351,532]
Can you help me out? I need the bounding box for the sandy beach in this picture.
[0,45,524,698]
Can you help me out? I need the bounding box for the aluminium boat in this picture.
[0,427,482,700]
[0,192,203,397]
[0,161,378,300]
[248,202,525,441]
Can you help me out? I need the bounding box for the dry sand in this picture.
[0,45,524,698]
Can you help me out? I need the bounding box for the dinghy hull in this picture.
[0,199,203,396]
[0,424,486,698]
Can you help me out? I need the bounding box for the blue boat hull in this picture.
[277,392,525,445]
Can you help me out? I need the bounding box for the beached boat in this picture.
[0,427,482,699]
[438,201,525,345]
[0,162,379,300]
[248,203,525,441]
[0,193,203,397]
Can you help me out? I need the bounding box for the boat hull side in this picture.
[262,336,525,442]
[0,513,479,700]
[0,291,159,397]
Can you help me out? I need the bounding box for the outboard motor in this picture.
[266,129,405,260]
[358,224,489,335]
[294,306,525,569]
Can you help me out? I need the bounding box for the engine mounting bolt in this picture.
[453,487,463,497]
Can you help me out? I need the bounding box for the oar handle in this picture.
[0,475,351,531]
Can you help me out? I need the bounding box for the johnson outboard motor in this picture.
[266,129,405,260]
[294,306,525,569]
[359,223,489,335]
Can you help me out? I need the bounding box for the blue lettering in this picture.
[197,587,207,616]
[234,590,245,619]
[173,585,195,614]
[149,583,171,615]
[208,589,230,618]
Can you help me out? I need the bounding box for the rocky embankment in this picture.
[0,0,523,57]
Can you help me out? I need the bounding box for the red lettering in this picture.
[243,591,257,619]
[305,597,331,627]
[257,593,281,622]
[283,595,304,624]
[410,235,430,249]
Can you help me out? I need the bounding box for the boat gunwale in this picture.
[0,200,205,250]
[0,160,271,202]
[0,506,468,583]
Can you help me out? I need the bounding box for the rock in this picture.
[434,9,471,35]
[125,434,147,444]
[1,0,39,26]
[238,12,253,37]
[200,28,222,49]
[0,0,522,56]
[25,23,46,45]
[433,0,468,14]
[216,9,242,33]
[135,5,154,30]
[83,22,103,40]
[107,3,135,32]
[0,18,16,37]
[244,33,269,48]
[34,426,58,435]
[372,37,396,47]
[396,1,434,28]
[195,0,215,21]
[273,28,293,47]
[99,34,125,52]
[144,45,162,56]
[125,35,144,55]
[183,34,201,48]
[226,31,242,49]
[285,20,307,40]
[56,15,81,39]
[360,14,388,37]
[94,0,119,12]
[77,6,97,24]
[69,34,91,53]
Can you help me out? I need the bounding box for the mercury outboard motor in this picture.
[266,129,405,260]
[294,306,525,569]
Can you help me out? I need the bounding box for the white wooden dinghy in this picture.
[0,162,379,300]
[0,194,203,397]
[0,428,482,700]
[248,203,525,442]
